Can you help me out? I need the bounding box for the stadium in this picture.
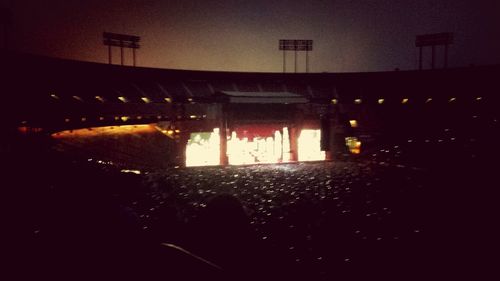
[4,47,499,280]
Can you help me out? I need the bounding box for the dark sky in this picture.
[2,0,500,72]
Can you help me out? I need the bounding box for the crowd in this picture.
[6,116,499,280]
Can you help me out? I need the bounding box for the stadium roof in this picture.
[216,91,308,104]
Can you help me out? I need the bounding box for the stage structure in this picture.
[416,32,453,70]
[181,91,337,167]
[103,32,141,66]
[279,39,313,73]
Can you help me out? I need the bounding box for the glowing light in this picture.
[426,98,433,103]
[64,118,70,123]
[402,98,409,104]
[190,115,197,119]
[175,129,180,133]
[120,116,130,122]
[99,116,104,121]
[141,97,151,103]
[72,96,83,102]
[164,97,172,103]
[345,137,362,154]
[378,99,384,104]
[354,99,362,104]
[50,94,59,99]
[331,99,338,104]
[349,120,358,128]
[298,129,325,161]
[227,130,284,165]
[95,96,105,102]
[476,97,482,101]
[118,96,128,103]
[186,129,220,167]
[449,97,456,102]
[188,98,193,102]
[120,169,141,175]
[51,124,155,138]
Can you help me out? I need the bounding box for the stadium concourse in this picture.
[4,51,500,280]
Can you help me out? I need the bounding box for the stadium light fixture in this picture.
[279,39,313,73]
[416,32,453,70]
[103,32,141,66]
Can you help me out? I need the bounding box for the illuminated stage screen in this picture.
[186,126,325,167]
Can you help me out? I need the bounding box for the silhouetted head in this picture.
[202,193,249,232]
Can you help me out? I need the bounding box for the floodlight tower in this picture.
[415,32,454,70]
[103,32,141,66]
[279,39,313,73]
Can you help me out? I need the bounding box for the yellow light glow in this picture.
[120,116,130,122]
[164,97,172,103]
[349,120,358,128]
[188,98,193,102]
[331,99,338,104]
[190,115,197,119]
[298,129,326,161]
[345,137,362,154]
[118,96,128,103]
[402,98,409,104]
[354,99,362,104]
[378,99,384,104]
[51,124,155,138]
[141,97,151,103]
[95,96,105,102]
[121,169,141,175]
[175,129,180,133]
[226,130,285,165]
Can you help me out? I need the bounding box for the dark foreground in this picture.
[6,132,500,280]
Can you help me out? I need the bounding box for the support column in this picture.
[120,41,124,66]
[418,46,423,70]
[444,43,449,68]
[133,48,137,67]
[431,45,435,69]
[219,105,229,166]
[176,132,189,167]
[289,126,299,162]
[306,50,309,73]
[283,49,286,73]
[108,45,112,64]
[294,49,297,73]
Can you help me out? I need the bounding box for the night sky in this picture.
[2,0,500,72]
